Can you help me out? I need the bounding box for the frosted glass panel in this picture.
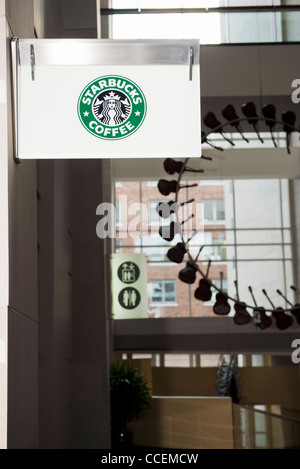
[237,261,288,310]
[237,245,283,260]
[282,12,300,42]
[284,245,292,259]
[234,180,281,229]
[281,179,291,228]
[283,230,291,244]
[112,13,221,43]
[111,2,300,45]
[225,12,276,43]
[236,230,282,244]
[255,433,268,448]
[284,261,295,306]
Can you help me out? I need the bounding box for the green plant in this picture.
[110,361,151,448]
[110,360,151,446]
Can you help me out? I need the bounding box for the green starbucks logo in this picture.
[77,75,147,140]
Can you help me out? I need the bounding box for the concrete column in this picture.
[71,160,111,449]
[0,1,10,450]
[0,0,38,449]
[37,160,72,448]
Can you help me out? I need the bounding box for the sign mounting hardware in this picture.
[30,44,35,81]
[189,45,194,81]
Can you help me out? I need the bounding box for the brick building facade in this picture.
[115,179,228,318]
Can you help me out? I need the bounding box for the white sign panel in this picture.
[12,39,201,160]
[111,253,148,320]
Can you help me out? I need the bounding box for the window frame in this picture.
[150,279,177,306]
[114,177,294,316]
[203,198,226,224]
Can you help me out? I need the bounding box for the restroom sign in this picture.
[118,287,141,309]
[111,253,147,319]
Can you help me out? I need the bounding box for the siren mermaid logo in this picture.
[77,75,147,140]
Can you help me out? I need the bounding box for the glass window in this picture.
[203,233,227,261]
[151,281,163,303]
[150,280,176,304]
[115,239,122,253]
[204,199,214,221]
[142,236,169,262]
[254,405,269,448]
[110,1,295,44]
[234,180,281,229]
[115,200,121,225]
[147,181,158,187]
[164,354,191,368]
[111,10,221,43]
[203,198,225,223]
[114,178,294,319]
[205,277,228,306]
[148,200,171,225]
[148,200,160,225]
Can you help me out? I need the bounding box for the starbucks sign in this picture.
[13,39,201,160]
[77,75,147,140]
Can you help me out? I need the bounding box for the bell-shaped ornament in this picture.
[163,158,184,175]
[194,278,212,302]
[179,261,198,285]
[167,242,187,264]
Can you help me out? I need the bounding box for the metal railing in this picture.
[233,404,300,449]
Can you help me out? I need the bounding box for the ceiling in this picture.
[34,0,106,39]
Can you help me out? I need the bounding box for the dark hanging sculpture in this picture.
[167,242,187,264]
[203,112,235,146]
[248,286,272,330]
[221,104,249,143]
[262,104,277,147]
[276,288,298,326]
[281,111,296,154]
[159,214,194,242]
[213,272,231,316]
[194,259,212,302]
[262,289,293,331]
[241,101,263,143]
[290,286,300,325]
[201,131,224,152]
[179,260,198,284]
[167,231,198,264]
[163,158,204,175]
[157,179,198,196]
[156,199,194,218]
[233,280,252,325]
[201,154,213,161]
[159,222,179,242]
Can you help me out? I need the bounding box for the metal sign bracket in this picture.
[11,37,21,164]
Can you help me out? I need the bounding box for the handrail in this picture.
[101,6,300,15]
[234,404,300,424]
